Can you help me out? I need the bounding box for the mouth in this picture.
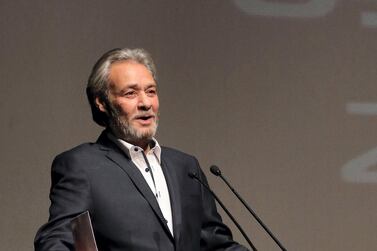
[134,114,155,124]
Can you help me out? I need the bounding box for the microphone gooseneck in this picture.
[188,171,257,251]
[210,166,287,251]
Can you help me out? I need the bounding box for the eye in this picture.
[146,88,157,96]
[123,90,137,98]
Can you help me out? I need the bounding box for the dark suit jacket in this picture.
[35,131,248,251]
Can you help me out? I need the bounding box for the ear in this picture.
[95,97,107,113]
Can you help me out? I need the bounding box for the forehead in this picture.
[108,60,156,87]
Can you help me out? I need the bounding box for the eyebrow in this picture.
[126,83,157,88]
[117,83,157,92]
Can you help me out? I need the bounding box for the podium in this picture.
[70,211,98,251]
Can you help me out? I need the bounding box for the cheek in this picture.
[114,100,137,115]
[153,98,160,111]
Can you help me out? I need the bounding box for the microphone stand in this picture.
[210,166,287,251]
[188,172,258,251]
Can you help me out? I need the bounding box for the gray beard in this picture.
[107,103,158,143]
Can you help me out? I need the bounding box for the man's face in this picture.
[97,60,159,146]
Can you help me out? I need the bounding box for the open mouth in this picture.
[134,114,155,123]
[138,115,153,120]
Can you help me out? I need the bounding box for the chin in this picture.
[111,118,158,142]
[138,129,156,139]
[131,125,157,140]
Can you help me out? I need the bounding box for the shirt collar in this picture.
[107,131,161,163]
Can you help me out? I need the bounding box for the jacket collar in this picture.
[96,130,175,241]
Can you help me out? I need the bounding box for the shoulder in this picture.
[52,142,108,172]
[161,146,195,159]
[53,130,117,162]
[161,146,200,167]
[54,142,101,161]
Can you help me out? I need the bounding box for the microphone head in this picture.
[210,165,222,176]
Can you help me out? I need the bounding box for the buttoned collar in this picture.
[107,131,161,163]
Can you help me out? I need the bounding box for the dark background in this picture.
[1,1,377,250]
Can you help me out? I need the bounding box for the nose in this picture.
[137,92,152,111]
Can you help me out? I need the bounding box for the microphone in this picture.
[188,171,257,251]
[210,165,287,251]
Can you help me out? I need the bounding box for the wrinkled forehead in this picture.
[108,60,156,90]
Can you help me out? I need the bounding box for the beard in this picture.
[107,102,158,144]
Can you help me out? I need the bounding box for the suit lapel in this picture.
[97,133,174,241]
[161,152,183,247]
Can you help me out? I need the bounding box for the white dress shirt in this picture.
[108,133,173,235]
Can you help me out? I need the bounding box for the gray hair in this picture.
[86,48,157,126]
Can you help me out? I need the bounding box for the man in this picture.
[35,48,249,251]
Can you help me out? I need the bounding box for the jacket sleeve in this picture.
[196,159,250,251]
[34,153,92,251]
